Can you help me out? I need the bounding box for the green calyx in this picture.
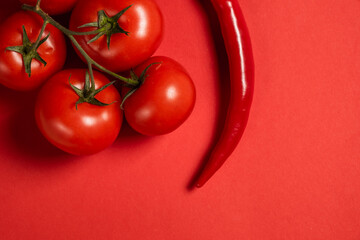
[78,5,132,50]
[120,62,161,109]
[69,71,116,110]
[6,25,49,77]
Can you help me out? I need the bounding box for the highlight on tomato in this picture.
[19,0,79,15]
[35,69,123,155]
[0,11,66,91]
[122,56,196,136]
[69,0,163,72]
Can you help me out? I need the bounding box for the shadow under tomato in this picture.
[63,40,86,69]
[52,11,88,70]
[113,119,155,148]
[187,0,231,190]
[0,9,98,168]
[4,87,73,167]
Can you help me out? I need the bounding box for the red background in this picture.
[1,0,360,239]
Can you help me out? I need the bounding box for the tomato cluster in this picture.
[0,0,196,155]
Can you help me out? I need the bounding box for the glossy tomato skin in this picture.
[20,0,78,15]
[122,56,196,136]
[69,0,163,72]
[35,69,123,155]
[0,11,66,91]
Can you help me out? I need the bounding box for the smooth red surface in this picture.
[123,56,196,136]
[1,0,360,239]
[35,69,122,155]
[0,11,66,91]
[69,0,163,72]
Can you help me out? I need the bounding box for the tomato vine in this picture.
[22,0,139,86]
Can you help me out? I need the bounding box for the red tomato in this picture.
[69,0,163,72]
[0,11,66,91]
[19,0,78,15]
[122,56,196,136]
[35,69,123,155]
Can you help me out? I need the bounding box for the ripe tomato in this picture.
[122,56,196,136]
[35,69,123,155]
[69,0,163,72]
[0,11,66,91]
[19,0,78,15]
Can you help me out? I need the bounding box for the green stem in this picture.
[35,0,41,10]
[21,4,138,86]
[68,35,137,85]
[88,62,95,92]
[32,20,48,51]
[22,5,104,36]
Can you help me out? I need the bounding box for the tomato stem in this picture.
[31,20,48,51]
[35,0,41,10]
[21,3,139,86]
[79,6,132,50]
[68,35,137,85]
[119,62,161,109]
[6,24,50,77]
[87,62,95,92]
[69,71,117,110]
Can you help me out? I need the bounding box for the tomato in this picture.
[122,56,196,136]
[69,0,163,72]
[19,0,78,15]
[0,11,66,91]
[35,69,123,155]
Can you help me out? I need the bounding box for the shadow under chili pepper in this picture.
[187,0,231,190]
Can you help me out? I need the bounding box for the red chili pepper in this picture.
[195,0,254,187]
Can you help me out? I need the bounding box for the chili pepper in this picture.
[195,0,254,187]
